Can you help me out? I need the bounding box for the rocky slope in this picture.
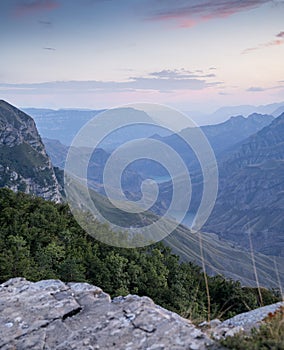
[0,100,61,202]
[204,113,284,256]
[200,113,274,156]
[150,112,274,175]
[1,278,283,350]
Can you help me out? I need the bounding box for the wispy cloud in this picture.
[148,69,216,79]
[14,0,59,17]
[247,85,284,92]
[247,86,266,92]
[38,20,53,27]
[0,72,222,95]
[243,31,284,54]
[148,0,272,28]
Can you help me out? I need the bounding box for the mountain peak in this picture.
[0,101,62,202]
[247,112,274,122]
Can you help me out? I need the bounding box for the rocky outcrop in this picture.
[0,100,62,202]
[0,278,217,350]
[1,278,283,349]
[200,302,284,340]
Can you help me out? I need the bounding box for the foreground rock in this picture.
[200,301,284,340]
[1,278,282,349]
[0,278,216,350]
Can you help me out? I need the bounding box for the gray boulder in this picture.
[0,278,216,350]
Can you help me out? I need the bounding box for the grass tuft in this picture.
[221,306,284,349]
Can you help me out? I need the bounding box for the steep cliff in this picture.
[0,100,61,202]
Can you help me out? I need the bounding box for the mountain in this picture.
[6,102,282,287]
[43,138,69,168]
[36,109,274,173]
[23,108,104,146]
[272,105,284,117]
[44,137,145,198]
[0,101,62,202]
[25,107,171,148]
[42,112,276,225]
[132,113,275,180]
[190,101,283,125]
[204,113,284,256]
[201,113,274,156]
[41,109,283,260]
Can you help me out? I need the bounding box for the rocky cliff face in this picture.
[0,100,62,202]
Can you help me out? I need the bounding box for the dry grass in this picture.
[221,306,284,349]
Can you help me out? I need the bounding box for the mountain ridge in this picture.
[204,113,284,256]
[0,100,62,202]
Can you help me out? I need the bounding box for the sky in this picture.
[0,0,284,114]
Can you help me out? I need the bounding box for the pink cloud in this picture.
[179,19,198,28]
[265,39,283,46]
[14,0,59,17]
[242,31,284,54]
[149,0,270,28]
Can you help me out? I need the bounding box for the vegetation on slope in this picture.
[0,143,55,189]
[221,306,284,349]
[0,188,280,321]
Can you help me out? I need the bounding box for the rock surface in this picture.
[200,302,284,341]
[0,100,62,202]
[0,278,216,350]
[1,278,283,349]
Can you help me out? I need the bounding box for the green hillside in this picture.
[64,175,284,290]
[0,188,280,322]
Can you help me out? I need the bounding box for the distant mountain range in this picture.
[148,113,275,177]
[23,108,104,146]
[187,101,284,125]
[43,137,145,200]
[0,100,62,202]
[24,107,171,148]
[42,109,284,258]
[44,111,275,180]
[23,103,284,146]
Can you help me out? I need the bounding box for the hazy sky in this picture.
[0,0,284,112]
